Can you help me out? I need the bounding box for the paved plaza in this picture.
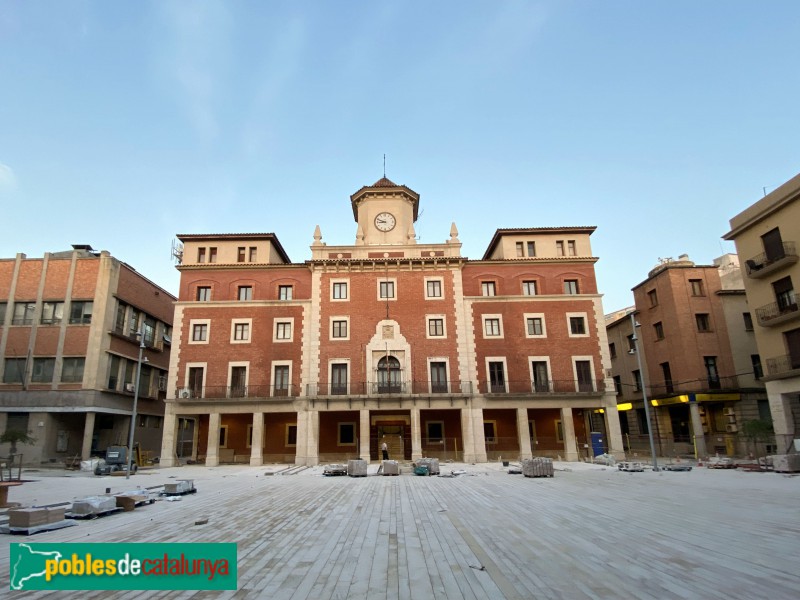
[2,462,799,599]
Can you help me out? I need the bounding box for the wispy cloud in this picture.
[0,162,17,190]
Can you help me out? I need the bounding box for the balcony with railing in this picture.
[175,384,298,401]
[744,242,798,278]
[645,375,740,397]
[765,354,800,379]
[306,380,473,398]
[754,299,799,327]
[482,379,607,396]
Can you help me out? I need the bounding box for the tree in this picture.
[0,429,36,456]
[740,419,773,469]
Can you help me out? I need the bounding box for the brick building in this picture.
[0,246,176,465]
[606,254,768,459]
[159,178,624,466]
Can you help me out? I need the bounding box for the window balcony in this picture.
[174,384,298,400]
[765,354,800,380]
[646,375,740,397]
[744,242,798,278]
[483,379,606,395]
[755,300,799,327]
[305,380,473,398]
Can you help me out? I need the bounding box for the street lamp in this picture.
[126,328,147,479]
[628,313,659,472]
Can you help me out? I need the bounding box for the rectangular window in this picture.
[331,363,348,395]
[527,317,543,336]
[483,421,497,443]
[661,362,674,393]
[648,289,658,307]
[41,301,64,325]
[61,357,85,383]
[773,277,796,311]
[575,360,593,392]
[237,247,246,262]
[609,343,617,359]
[569,316,586,335]
[427,421,445,441]
[427,318,443,337]
[522,281,537,296]
[705,356,720,389]
[743,312,754,331]
[12,302,36,325]
[627,334,636,352]
[338,422,356,445]
[274,365,290,395]
[761,227,785,261]
[531,361,549,392]
[426,280,442,298]
[0,302,6,324]
[696,313,711,332]
[332,320,348,339]
[32,357,55,383]
[484,318,501,337]
[276,322,292,340]
[488,361,505,393]
[3,358,26,383]
[613,375,622,395]
[249,247,257,262]
[690,279,705,296]
[114,301,127,333]
[188,366,204,396]
[142,317,156,347]
[196,287,211,302]
[654,322,664,340]
[633,370,642,391]
[481,281,496,296]
[380,281,395,299]
[563,280,579,295]
[230,366,247,397]
[233,322,250,341]
[286,424,298,446]
[527,241,536,257]
[197,247,206,263]
[69,301,93,324]
[430,362,447,393]
[516,242,524,257]
[238,286,253,301]
[333,282,348,300]
[556,241,565,256]
[209,247,218,263]
[567,240,577,256]
[279,285,293,300]
[751,355,763,380]
[192,323,208,342]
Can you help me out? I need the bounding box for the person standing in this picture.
[381,441,389,460]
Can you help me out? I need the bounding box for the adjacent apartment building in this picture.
[159,177,624,466]
[724,172,800,453]
[0,246,176,465]
[606,254,767,459]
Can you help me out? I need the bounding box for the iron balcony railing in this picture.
[175,384,297,400]
[754,299,799,326]
[483,379,607,395]
[645,374,740,397]
[765,354,800,377]
[306,380,474,397]
[744,241,797,275]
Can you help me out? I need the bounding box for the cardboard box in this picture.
[9,508,49,528]
[114,494,148,512]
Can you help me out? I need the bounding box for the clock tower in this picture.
[350,177,420,246]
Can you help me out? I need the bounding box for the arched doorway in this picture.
[377,355,402,394]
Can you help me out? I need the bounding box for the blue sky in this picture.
[2,1,799,312]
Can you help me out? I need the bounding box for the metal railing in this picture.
[755,299,799,325]
[175,384,297,400]
[483,379,607,395]
[765,354,800,377]
[744,241,797,274]
[645,375,740,396]
[306,380,474,397]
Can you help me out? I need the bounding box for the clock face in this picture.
[374,212,396,232]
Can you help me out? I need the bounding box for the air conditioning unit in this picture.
[125,383,135,393]
[178,388,193,399]
[723,407,735,416]
[726,424,738,433]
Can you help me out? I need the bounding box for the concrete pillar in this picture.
[159,406,179,467]
[307,410,319,466]
[688,401,708,458]
[81,412,95,460]
[410,407,422,461]
[767,386,796,453]
[603,401,627,460]
[250,412,264,466]
[206,413,221,467]
[359,409,371,462]
[295,411,308,466]
[461,406,486,463]
[560,407,579,461]
[516,408,533,460]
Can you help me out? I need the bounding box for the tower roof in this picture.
[350,178,420,221]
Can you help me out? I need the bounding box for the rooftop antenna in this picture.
[170,239,184,265]
[383,154,386,178]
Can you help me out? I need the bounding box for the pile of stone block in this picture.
[347,459,368,477]
[8,507,66,529]
[382,460,400,476]
[416,457,440,475]
[163,480,195,494]
[771,454,800,473]
[522,457,554,478]
[114,492,151,511]
[70,496,118,516]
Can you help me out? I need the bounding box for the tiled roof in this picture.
[371,177,398,188]
[482,227,597,259]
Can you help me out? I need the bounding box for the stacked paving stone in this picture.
[522,457,554,478]
[347,459,368,477]
[382,460,400,476]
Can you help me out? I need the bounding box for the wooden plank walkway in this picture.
[1,466,799,599]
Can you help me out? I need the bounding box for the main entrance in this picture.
[371,412,411,461]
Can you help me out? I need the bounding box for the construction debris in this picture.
[416,458,440,475]
[617,462,645,472]
[323,464,347,476]
[162,480,196,495]
[522,458,554,478]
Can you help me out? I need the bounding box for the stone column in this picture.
[560,407,579,461]
[688,401,708,458]
[516,408,532,460]
[206,413,221,467]
[359,409,371,462]
[603,401,627,460]
[295,411,308,466]
[81,412,96,460]
[159,407,179,467]
[250,412,264,466]
[307,410,320,466]
[410,407,422,461]
[462,406,486,463]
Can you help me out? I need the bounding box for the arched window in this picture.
[377,356,402,393]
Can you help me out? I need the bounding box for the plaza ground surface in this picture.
[2,461,799,599]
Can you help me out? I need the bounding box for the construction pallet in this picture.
[65,507,124,520]
[159,488,197,497]
[1,520,78,536]
[664,465,693,472]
